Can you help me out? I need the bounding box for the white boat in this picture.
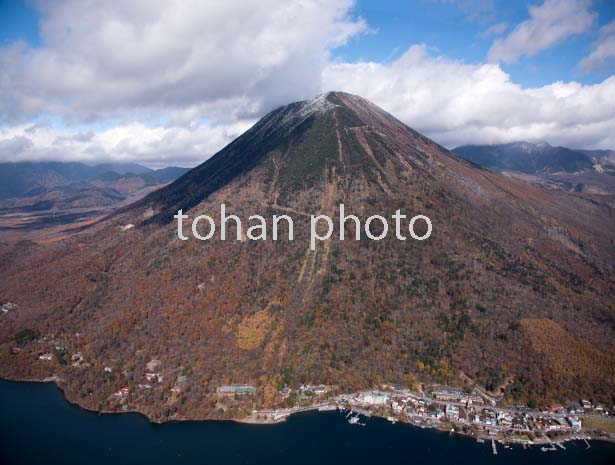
[387,416,397,424]
[540,445,556,452]
[348,414,366,426]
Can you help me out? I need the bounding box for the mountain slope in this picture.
[576,148,615,165]
[1,92,614,420]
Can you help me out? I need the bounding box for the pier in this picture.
[584,438,591,450]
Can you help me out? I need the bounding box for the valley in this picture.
[0,162,188,242]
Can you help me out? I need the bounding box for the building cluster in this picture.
[71,352,84,366]
[539,399,612,418]
[463,407,583,433]
[31,332,91,368]
[1,302,16,314]
[144,359,163,384]
[277,384,334,400]
[217,384,257,396]
[298,384,332,396]
[355,391,389,406]
[170,374,190,395]
[145,372,163,383]
[344,386,590,439]
[430,387,486,406]
[113,387,129,398]
[574,399,611,416]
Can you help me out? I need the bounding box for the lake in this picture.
[1,380,613,465]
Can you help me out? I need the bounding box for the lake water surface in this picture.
[1,380,614,465]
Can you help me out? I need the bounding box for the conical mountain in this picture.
[1,92,614,420]
[136,91,446,223]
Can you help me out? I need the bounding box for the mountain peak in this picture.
[283,91,395,127]
[277,91,370,124]
[277,92,340,125]
[134,91,437,222]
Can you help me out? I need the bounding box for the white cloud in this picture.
[0,0,613,168]
[2,41,614,167]
[488,0,595,63]
[580,21,615,73]
[323,44,615,149]
[429,0,495,23]
[482,22,508,38]
[0,120,253,168]
[0,0,366,167]
[0,0,366,123]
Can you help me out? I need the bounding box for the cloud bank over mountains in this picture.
[324,44,615,150]
[0,0,613,166]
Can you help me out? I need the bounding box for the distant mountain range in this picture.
[0,161,191,238]
[453,142,615,197]
[453,142,614,175]
[0,161,190,200]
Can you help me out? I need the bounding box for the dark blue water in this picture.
[1,380,613,465]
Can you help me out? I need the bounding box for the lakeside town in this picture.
[4,322,615,452]
[239,383,614,453]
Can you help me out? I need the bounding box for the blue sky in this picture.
[0,0,613,166]
[3,0,613,86]
[0,0,40,46]
[333,0,615,86]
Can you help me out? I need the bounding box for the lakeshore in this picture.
[2,371,615,447]
[241,390,615,447]
[2,379,614,465]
